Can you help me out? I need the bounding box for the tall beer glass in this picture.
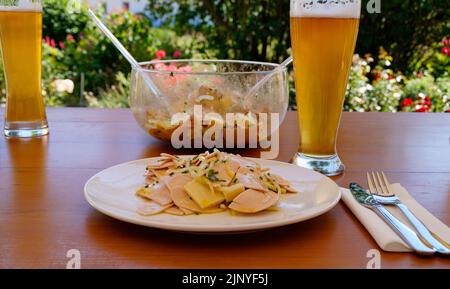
[290,0,360,176]
[0,0,48,137]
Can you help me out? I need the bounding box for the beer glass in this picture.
[290,0,360,176]
[0,0,48,137]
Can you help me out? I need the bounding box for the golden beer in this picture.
[0,5,48,137]
[290,0,360,175]
[291,17,359,156]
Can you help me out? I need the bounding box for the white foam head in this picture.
[0,0,42,12]
[291,0,361,18]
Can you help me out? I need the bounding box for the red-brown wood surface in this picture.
[0,108,449,268]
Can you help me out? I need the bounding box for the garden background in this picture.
[0,0,449,112]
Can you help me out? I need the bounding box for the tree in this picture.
[358,0,449,72]
[147,0,291,63]
[147,0,449,72]
[42,0,90,42]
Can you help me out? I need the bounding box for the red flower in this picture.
[414,106,429,113]
[59,41,65,49]
[66,34,74,42]
[442,47,449,56]
[401,98,413,107]
[50,39,56,48]
[372,71,381,81]
[173,50,182,58]
[155,49,166,59]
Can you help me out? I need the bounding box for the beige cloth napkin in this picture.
[341,183,450,252]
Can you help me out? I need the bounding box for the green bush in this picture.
[412,38,450,78]
[41,42,74,106]
[344,49,449,113]
[85,72,130,108]
[147,0,450,73]
[59,8,209,104]
[42,0,90,43]
[358,0,450,73]
[148,0,291,63]
[1,0,449,113]
[401,75,449,112]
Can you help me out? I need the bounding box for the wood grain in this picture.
[0,108,449,268]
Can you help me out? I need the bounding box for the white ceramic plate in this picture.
[84,156,341,233]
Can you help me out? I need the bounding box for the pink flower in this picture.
[401,98,413,107]
[45,35,50,44]
[441,47,449,56]
[173,50,182,58]
[152,61,167,70]
[443,38,449,46]
[177,65,192,73]
[155,49,166,59]
[66,34,74,42]
[50,39,56,48]
[59,41,65,49]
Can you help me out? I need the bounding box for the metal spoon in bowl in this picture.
[244,56,293,100]
[87,9,163,99]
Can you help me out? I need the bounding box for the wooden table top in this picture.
[0,108,449,269]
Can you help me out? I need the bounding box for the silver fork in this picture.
[367,172,450,255]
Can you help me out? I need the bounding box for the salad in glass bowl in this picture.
[129,60,289,144]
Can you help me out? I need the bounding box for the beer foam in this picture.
[290,0,361,18]
[0,0,42,12]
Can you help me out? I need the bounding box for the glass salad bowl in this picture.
[129,60,289,145]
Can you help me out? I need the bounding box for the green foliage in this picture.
[358,0,450,73]
[345,49,449,112]
[147,0,291,63]
[147,0,450,73]
[402,75,450,112]
[62,10,156,96]
[41,43,73,106]
[411,39,450,77]
[366,79,403,112]
[42,0,90,42]
[345,53,403,112]
[1,0,449,113]
[85,72,130,108]
[60,7,207,99]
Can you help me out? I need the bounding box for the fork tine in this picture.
[367,172,376,193]
[381,171,394,196]
[376,172,389,195]
[371,172,382,195]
